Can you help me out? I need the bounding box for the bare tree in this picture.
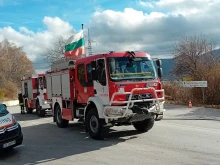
[172,34,216,80]
[0,39,35,99]
[43,36,68,65]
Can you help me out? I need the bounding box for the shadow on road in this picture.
[12,112,52,122]
[0,121,142,165]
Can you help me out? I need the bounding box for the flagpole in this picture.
[81,24,85,56]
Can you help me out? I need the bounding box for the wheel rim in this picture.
[57,108,61,123]
[90,116,99,133]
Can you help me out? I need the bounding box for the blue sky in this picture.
[0,0,151,31]
[0,0,220,73]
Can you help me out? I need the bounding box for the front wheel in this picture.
[55,105,69,128]
[86,108,109,140]
[133,116,154,132]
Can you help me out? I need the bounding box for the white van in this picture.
[0,104,23,150]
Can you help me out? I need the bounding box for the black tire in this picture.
[86,108,109,140]
[133,116,154,132]
[55,105,69,128]
[36,100,45,117]
[27,108,33,114]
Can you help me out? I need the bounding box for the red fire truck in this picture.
[21,74,51,117]
[46,51,165,140]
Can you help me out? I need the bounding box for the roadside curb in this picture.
[1,100,19,107]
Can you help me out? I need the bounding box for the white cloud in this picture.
[88,2,220,56]
[139,0,219,16]
[19,27,35,36]
[1,1,220,73]
[139,1,154,8]
[43,16,73,36]
[0,16,75,62]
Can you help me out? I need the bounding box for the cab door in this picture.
[93,58,109,105]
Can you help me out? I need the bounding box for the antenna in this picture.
[87,28,93,56]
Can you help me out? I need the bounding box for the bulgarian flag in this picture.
[64,30,85,58]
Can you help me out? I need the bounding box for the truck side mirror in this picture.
[91,61,97,80]
[156,59,162,67]
[158,68,163,78]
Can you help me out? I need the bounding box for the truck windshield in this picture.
[0,104,9,116]
[107,57,157,81]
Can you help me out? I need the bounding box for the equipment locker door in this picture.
[76,63,88,103]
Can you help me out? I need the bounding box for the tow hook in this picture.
[155,114,163,121]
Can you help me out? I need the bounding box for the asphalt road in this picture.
[1,104,220,165]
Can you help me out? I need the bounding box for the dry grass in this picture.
[0,81,17,101]
[163,78,220,109]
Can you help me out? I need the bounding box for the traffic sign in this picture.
[182,77,193,81]
[182,81,207,87]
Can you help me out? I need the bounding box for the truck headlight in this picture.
[43,100,47,105]
[105,108,123,116]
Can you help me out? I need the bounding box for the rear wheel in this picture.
[86,108,109,140]
[36,100,45,117]
[55,105,69,128]
[133,115,154,132]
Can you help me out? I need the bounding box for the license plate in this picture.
[3,140,16,148]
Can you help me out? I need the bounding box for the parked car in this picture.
[0,103,23,150]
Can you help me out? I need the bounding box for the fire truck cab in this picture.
[21,74,51,117]
[46,51,165,140]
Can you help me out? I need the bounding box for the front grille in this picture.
[126,93,153,101]
[0,127,19,143]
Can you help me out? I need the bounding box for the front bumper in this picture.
[0,124,23,150]
[41,104,51,110]
[103,87,165,119]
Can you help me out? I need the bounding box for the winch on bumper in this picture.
[103,87,165,122]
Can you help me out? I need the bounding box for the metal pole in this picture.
[202,87,205,104]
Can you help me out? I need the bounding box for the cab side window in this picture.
[77,64,86,86]
[86,64,93,86]
[96,59,106,86]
